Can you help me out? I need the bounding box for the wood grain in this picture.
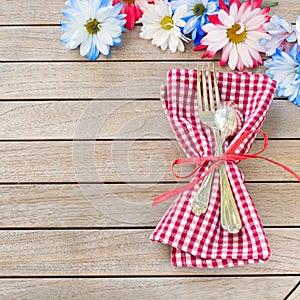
[0,229,298,276]
[0,140,298,183]
[0,100,298,139]
[0,277,298,300]
[0,0,298,25]
[0,183,299,228]
[0,62,268,100]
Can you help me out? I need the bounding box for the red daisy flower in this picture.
[113,0,152,30]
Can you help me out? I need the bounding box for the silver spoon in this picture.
[215,102,243,233]
[215,102,243,144]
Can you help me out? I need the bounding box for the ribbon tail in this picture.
[152,178,200,206]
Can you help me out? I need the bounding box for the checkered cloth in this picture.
[151,69,277,268]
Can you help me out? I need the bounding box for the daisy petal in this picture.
[219,10,234,28]
[80,34,92,56]
[228,44,238,70]
[237,42,253,68]
[124,4,136,30]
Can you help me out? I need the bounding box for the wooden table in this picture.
[0,1,299,299]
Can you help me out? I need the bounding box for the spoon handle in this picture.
[219,164,242,233]
[213,128,242,233]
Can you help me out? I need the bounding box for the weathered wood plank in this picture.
[0,0,298,24]
[0,0,60,25]
[0,229,298,275]
[0,140,298,183]
[0,62,268,99]
[0,183,298,227]
[0,277,298,300]
[0,100,173,140]
[0,26,203,61]
[0,100,298,139]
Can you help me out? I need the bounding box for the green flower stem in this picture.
[261,2,279,8]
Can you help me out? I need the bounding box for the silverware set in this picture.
[191,63,242,234]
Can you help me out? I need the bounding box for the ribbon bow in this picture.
[153,129,300,206]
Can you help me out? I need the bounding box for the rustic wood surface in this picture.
[0,100,298,139]
[0,183,299,227]
[0,140,299,182]
[0,0,299,299]
[0,277,298,300]
[0,229,299,276]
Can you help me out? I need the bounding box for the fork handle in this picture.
[213,128,242,234]
[191,167,215,215]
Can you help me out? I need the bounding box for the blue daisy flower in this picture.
[170,0,224,46]
[265,44,300,107]
[61,0,126,60]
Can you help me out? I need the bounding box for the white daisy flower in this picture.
[61,0,126,60]
[139,0,189,53]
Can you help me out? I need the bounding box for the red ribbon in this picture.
[153,130,300,206]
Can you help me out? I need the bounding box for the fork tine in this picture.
[207,63,214,112]
[202,64,209,111]
[212,63,221,108]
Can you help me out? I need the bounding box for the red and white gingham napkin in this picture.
[151,68,277,268]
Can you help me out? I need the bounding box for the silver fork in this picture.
[191,63,242,234]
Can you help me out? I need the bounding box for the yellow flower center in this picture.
[85,18,100,35]
[193,3,205,17]
[226,23,247,43]
[161,16,174,30]
[121,0,135,3]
